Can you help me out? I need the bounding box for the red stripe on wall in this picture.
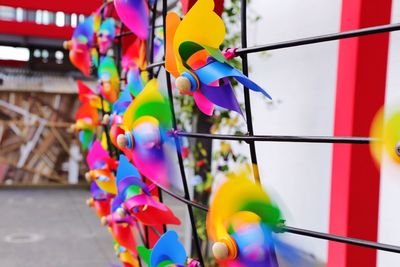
[0,0,103,15]
[328,0,392,266]
[0,20,73,40]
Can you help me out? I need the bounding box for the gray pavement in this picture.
[0,188,118,267]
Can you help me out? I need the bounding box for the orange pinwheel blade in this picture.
[165,12,181,78]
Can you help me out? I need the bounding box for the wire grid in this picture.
[108,0,400,265]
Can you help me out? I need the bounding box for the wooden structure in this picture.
[0,68,89,184]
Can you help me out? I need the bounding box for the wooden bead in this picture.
[100,216,108,226]
[86,198,93,207]
[175,76,192,94]
[85,172,91,182]
[63,40,72,50]
[396,142,400,157]
[116,207,126,218]
[117,134,128,149]
[212,241,229,260]
[102,114,110,125]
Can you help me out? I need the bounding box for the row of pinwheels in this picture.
[67,0,399,266]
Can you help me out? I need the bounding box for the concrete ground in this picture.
[0,188,118,267]
[0,188,325,267]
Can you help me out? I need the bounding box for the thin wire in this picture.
[173,131,376,144]
[156,183,400,254]
[241,0,261,185]
[162,0,205,265]
[240,1,277,265]
[236,22,400,54]
[143,22,400,70]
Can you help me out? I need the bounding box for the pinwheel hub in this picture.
[133,122,161,149]
[86,198,94,207]
[212,236,238,260]
[176,71,199,94]
[102,114,110,125]
[116,207,126,217]
[100,216,108,226]
[85,171,92,182]
[396,141,400,157]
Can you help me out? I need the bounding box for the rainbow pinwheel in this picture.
[65,15,100,76]
[114,0,149,40]
[74,102,99,150]
[86,141,118,194]
[102,89,133,151]
[98,56,120,103]
[115,155,181,226]
[97,18,116,54]
[166,0,271,116]
[117,79,180,190]
[137,230,199,267]
[114,242,140,267]
[370,107,400,166]
[206,167,283,266]
[87,182,113,218]
[77,80,111,112]
[122,40,147,97]
[102,195,139,256]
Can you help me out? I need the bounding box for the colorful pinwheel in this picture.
[73,102,99,150]
[122,39,147,97]
[65,15,100,76]
[166,0,271,116]
[102,195,139,256]
[117,79,180,190]
[98,56,120,103]
[370,107,400,166]
[114,0,149,40]
[206,166,284,266]
[115,155,181,226]
[87,182,113,218]
[137,230,199,267]
[97,18,116,54]
[86,141,118,194]
[77,80,111,112]
[114,242,140,267]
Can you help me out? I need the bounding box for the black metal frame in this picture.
[112,0,400,265]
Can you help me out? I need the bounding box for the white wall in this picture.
[241,0,400,266]
[245,0,341,262]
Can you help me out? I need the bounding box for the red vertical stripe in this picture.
[328,0,392,266]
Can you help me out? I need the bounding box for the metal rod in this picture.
[147,0,167,234]
[157,182,400,254]
[236,22,400,55]
[284,226,400,254]
[145,61,165,70]
[240,0,262,185]
[143,22,400,70]
[240,2,277,265]
[162,0,205,265]
[173,131,376,144]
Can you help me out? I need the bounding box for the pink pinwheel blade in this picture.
[86,141,109,169]
[114,0,149,40]
[193,90,214,115]
[124,194,169,212]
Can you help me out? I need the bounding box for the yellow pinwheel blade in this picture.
[173,0,225,73]
[384,111,400,163]
[206,172,275,242]
[370,107,385,166]
[123,79,171,131]
[370,108,400,165]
